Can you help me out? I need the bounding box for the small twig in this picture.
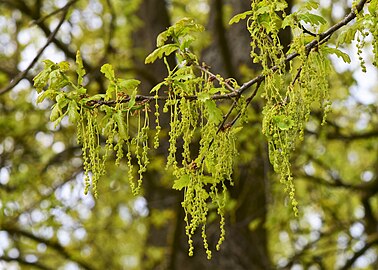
[299,23,317,37]
[227,80,263,128]
[196,64,235,92]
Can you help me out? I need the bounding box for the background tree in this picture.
[0,0,378,270]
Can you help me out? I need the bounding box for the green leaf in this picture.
[297,13,326,26]
[43,59,55,68]
[208,87,221,95]
[34,70,50,93]
[105,82,116,100]
[303,0,319,10]
[229,10,253,25]
[231,126,243,135]
[256,6,270,15]
[275,2,287,11]
[173,73,194,82]
[49,70,69,91]
[273,115,294,130]
[322,47,351,64]
[156,29,172,47]
[173,17,204,37]
[282,14,296,29]
[198,92,210,102]
[33,60,55,93]
[150,81,166,93]
[87,94,106,101]
[127,88,137,109]
[173,174,190,190]
[114,110,128,140]
[76,50,85,86]
[145,44,179,64]
[77,86,87,95]
[201,175,218,185]
[37,90,55,104]
[205,100,223,125]
[50,103,62,122]
[118,79,140,93]
[179,35,195,50]
[67,100,80,123]
[100,63,115,81]
[336,20,363,46]
[58,61,70,72]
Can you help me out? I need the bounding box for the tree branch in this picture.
[83,0,368,108]
[0,255,53,270]
[0,0,74,95]
[339,233,378,270]
[1,225,95,270]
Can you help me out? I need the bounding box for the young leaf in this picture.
[173,174,190,190]
[33,60,55,93]
[145,44,179,64]
[201,175,218,185]
[297,13,326,26]
[156,29,172,47]
[322,47,351,64]
[67,100,80,123]
[205,100,223,125]
[229,10,253,25]
[50,103,62,122]
[105,82,116,100]
[58,61,70,72]
[118,79,140,94]
[274,2,287,11]
[273,115,294,130]
[126,89,137,109]
[282,14,296,29]
[336,21,362,46]
[150,81,166,93]
[49,70,69,91]
[303,0,319,10]
[100,63,115,81]
[76,50,86,86]
[198,92,211,102]
[37,90,55,104]
[114,110,128,140]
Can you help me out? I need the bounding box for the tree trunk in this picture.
[133,0,294,269]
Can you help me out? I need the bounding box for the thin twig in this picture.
[30,0,78,25]
[196,64,235,92]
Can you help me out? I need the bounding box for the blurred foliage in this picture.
[0,0,378,270]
